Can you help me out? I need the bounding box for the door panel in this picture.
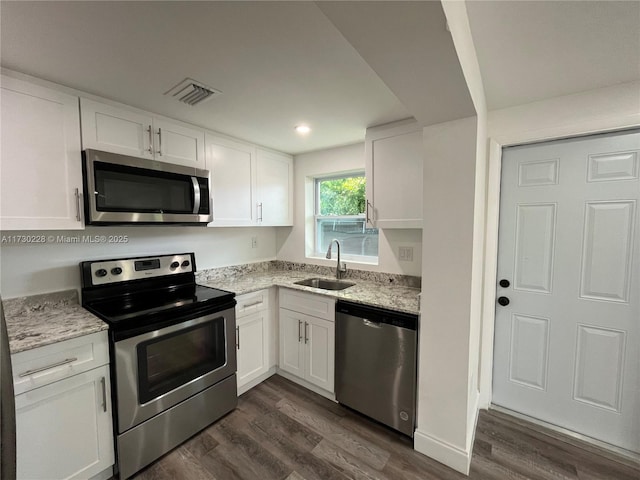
[80,98,153,159]
[508,314,550,390]
[305,316,335,393]
[278,309,304,378]
[206,135,255,226]
[493,129,640,453]
[237,312,268,387]
[580,201,635,302]
[513,203,556,293]
[573,325,625,412]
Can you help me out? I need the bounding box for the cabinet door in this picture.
[256,149,293,226]
[15,365,114,480]
[304,316,335,393]
[80,98,153,159]
[365,120,423,228]
[1,76,83,230]
[154,117,205,168]
[236,311,269,390]
[278,309,305,378]
[206,134,256,226]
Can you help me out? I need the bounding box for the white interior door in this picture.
[493,129,640,454]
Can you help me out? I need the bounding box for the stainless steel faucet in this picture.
[326,239,347,279]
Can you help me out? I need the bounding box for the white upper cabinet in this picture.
[205,139,293,227]
[80,98,154,159]
[256,148,293,226]
[205,134,256,226]
[365,118,423,229]
[80,98,205,168]
[0,75,84,230]
[153,117,205,168]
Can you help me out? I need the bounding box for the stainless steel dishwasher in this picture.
[335,300,418,437]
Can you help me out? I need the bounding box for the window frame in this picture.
[313,173,378,263]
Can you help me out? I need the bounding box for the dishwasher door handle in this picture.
[362,319,382,328]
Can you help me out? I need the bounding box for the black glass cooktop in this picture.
[85,284,235,325]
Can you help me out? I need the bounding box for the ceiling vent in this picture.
[164,78,221,106]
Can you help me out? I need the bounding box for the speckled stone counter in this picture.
[198,262,421,315]
[3,290,108,354]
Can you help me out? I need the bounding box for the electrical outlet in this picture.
[251,236,258,248]
[399,246,413,262]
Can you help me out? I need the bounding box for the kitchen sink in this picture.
[294,277,355,291]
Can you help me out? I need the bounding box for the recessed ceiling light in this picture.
[295,125,311,135]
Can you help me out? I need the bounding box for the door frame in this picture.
[478,110,640,409]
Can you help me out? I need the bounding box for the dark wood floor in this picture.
[130,375,639,480]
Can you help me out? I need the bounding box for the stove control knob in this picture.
[181,260,190,268]
[170,261,180,269]
[95,269,108,277]
[111,267,123,275]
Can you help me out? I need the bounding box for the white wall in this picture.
[415,116,479,474]
[413,2,488,474]
[0,226,277,298]
[275,142,422,276]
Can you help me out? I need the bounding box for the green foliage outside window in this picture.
[318,176,365,215]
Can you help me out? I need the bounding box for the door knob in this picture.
[499,279,510,288]
[498,296,510,306]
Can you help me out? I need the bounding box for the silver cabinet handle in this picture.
[157,127,162,155]
[146,125,153,154]
[74,188,82,222]
[236,326,240,350]
[100,376,107,412]
[304,322,309,344]
[19,357,77,377]
[242,300,263,309]
[366,200,373,225]
[298,320,302,342]
[257,202,263,222]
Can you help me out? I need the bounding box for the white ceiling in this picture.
[466,0,640,110]
[0,1,417,154]
[2,1,636,155]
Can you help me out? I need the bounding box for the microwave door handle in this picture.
[191,177,201,214]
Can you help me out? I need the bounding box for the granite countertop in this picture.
[200,269,421,315]
[3,290,108,354]
[3,262,419,354]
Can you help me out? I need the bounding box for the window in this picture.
[315,173,378,261]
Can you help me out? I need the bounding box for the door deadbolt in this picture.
[498,296,510,306]
[499,279,510,288]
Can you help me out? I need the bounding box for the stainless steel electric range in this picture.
[81,253,237,479]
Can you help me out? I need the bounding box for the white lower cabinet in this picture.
[235,289,275,394]
[12,332,114,480]
[278,289,335,394]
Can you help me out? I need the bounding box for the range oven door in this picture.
[114,307,236,433]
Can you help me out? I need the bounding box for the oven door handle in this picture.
[191,177,201,214]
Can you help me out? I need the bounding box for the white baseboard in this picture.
[467,390,480,453]
[413,430,472,475]
[237,367,277,396]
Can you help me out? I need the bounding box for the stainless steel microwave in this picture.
[82,149,212,225]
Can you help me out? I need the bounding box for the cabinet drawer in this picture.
[12,331,109,395]
[279,288,335,321]
[236,289,269,317]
